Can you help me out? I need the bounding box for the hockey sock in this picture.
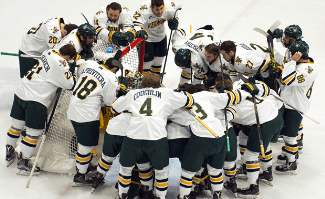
[118,165,134,196]
[259,145,273,171]
[223,161,236,182]
[97,153,116,175]
[179,169,196,197]
[154,166,169,198]
[282,136,298,162]
[6,127,22,147]
[137,162,154,190]
[207,164,223,192]
[76,144,93,174]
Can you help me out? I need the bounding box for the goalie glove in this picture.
[135,29,148,39]
[109,31,128,46]
[124,29,136,43]
[116,76,128,98]
[168,18,179,30]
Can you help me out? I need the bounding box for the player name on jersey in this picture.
[184,40,199,52]
[40,55,50,72]
[81,68,106,88]
[134,90,162,100]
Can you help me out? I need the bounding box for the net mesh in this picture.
[33,39,144,174]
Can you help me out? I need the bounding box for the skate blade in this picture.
[259,179,273,186]
[276,159,286,164]
[90,183,104,194]
[72,182,93,187]
[274,170,297,175]
[6,159,16,167]
[238,193,259,199]
[16,170,40,176]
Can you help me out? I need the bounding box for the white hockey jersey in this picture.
[106,113,132,136]
[230,43,271,80]
[53,29,83,54]
[112,87,193,140]
[67,60,119,123]
[15,49,76,107]
[20,18,66,56]
[279,59,317,114]
[94,6,133,42]
[172,28,219,83]
[133,0,178,42]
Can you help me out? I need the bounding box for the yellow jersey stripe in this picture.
[9,129,21,136]
[180,178,192,186]
[156,181,168,188]
[99,159,111,169]
[210,175,223,182]
[246,163,260,169]
[76,155,91,162]
[118,176,131,184]
[23,137,38,144]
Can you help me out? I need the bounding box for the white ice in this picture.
[0,0,324,198]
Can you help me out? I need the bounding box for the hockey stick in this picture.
[217,41,230,152]
[81,13,90,23]
[26,88,63,188]
[1,52,41,59]
[270,93,320,124]
[184,108,219,138]
[237,73,265,158]
[161,5,182,81]
[253,20,281,37]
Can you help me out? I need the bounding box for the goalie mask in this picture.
[124,66,143,89]
[175,49,191,69]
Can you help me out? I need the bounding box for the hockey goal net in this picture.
[31,38,145,174]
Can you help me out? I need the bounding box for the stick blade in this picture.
[253,28,268,37]
[269,20,281,32]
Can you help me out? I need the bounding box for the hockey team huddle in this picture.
[4,0,317,198]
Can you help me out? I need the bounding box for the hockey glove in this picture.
[118,76,128,88]
[247,73,264,83]
[272,28,283,39]
[173,87,187,93]
[109,31,128,46]
[135,29,148,39]
[270,64,283,79]
[241,82,259,95]
[79,47,94,59]
[203,72,218,89]
[116,77,128,98]
[168,18,179,30]
[124,29,136,44]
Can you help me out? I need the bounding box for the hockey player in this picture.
[19,18,78,78]
[171,84,251,199]
[133,0,179,75]
[172,25,220,86]
[67,56,126,186]
[94,2,135,47]
[274,40,316,175]
[220,41,272,83]
[112,73,194,199]
[272,24,305,153]
[227,77,284,198]
[5,44,77,173]
[53,23,96,61]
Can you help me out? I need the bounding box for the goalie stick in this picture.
[26,88,63,188]
[161,5,182,81]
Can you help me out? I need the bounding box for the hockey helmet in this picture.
[77,23,96,37]
[175,49,191,69]
[284,25,302,40]
[289,40,309,56]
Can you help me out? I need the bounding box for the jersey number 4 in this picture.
[139,97,153,116]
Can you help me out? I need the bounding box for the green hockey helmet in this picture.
[77,23,96,37]
[175,49,191,69]
[289,40,309,56]
[284,25,302,40]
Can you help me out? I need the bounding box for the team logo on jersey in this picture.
[235,56,242,64]
[140,5,148,10]
[171,2,176,7]
[222,64,228,71]
[199,44,205,51]
[59,60,67,67]
[96,10,104,15]
[123,7,129,11]
[53,27,59,34]
[307,66,313,74]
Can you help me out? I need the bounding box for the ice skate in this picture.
[188,184,200,199]
[73,168,93,187]
[116,193,128,199]
[212,191,222,199]
[177,195,190,199]
[138,185,154,199]
[85,163,97,181]
[259,166,273,186]
[223,176,237,197]
[6,145,17,167]
[275,160,297,175]
[91,172,105,193]
[236,164,247,180]
[237,184,259,199]
[277,153,299,164]
[16,152,40,175]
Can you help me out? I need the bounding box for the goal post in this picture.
[31,38,145,174]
